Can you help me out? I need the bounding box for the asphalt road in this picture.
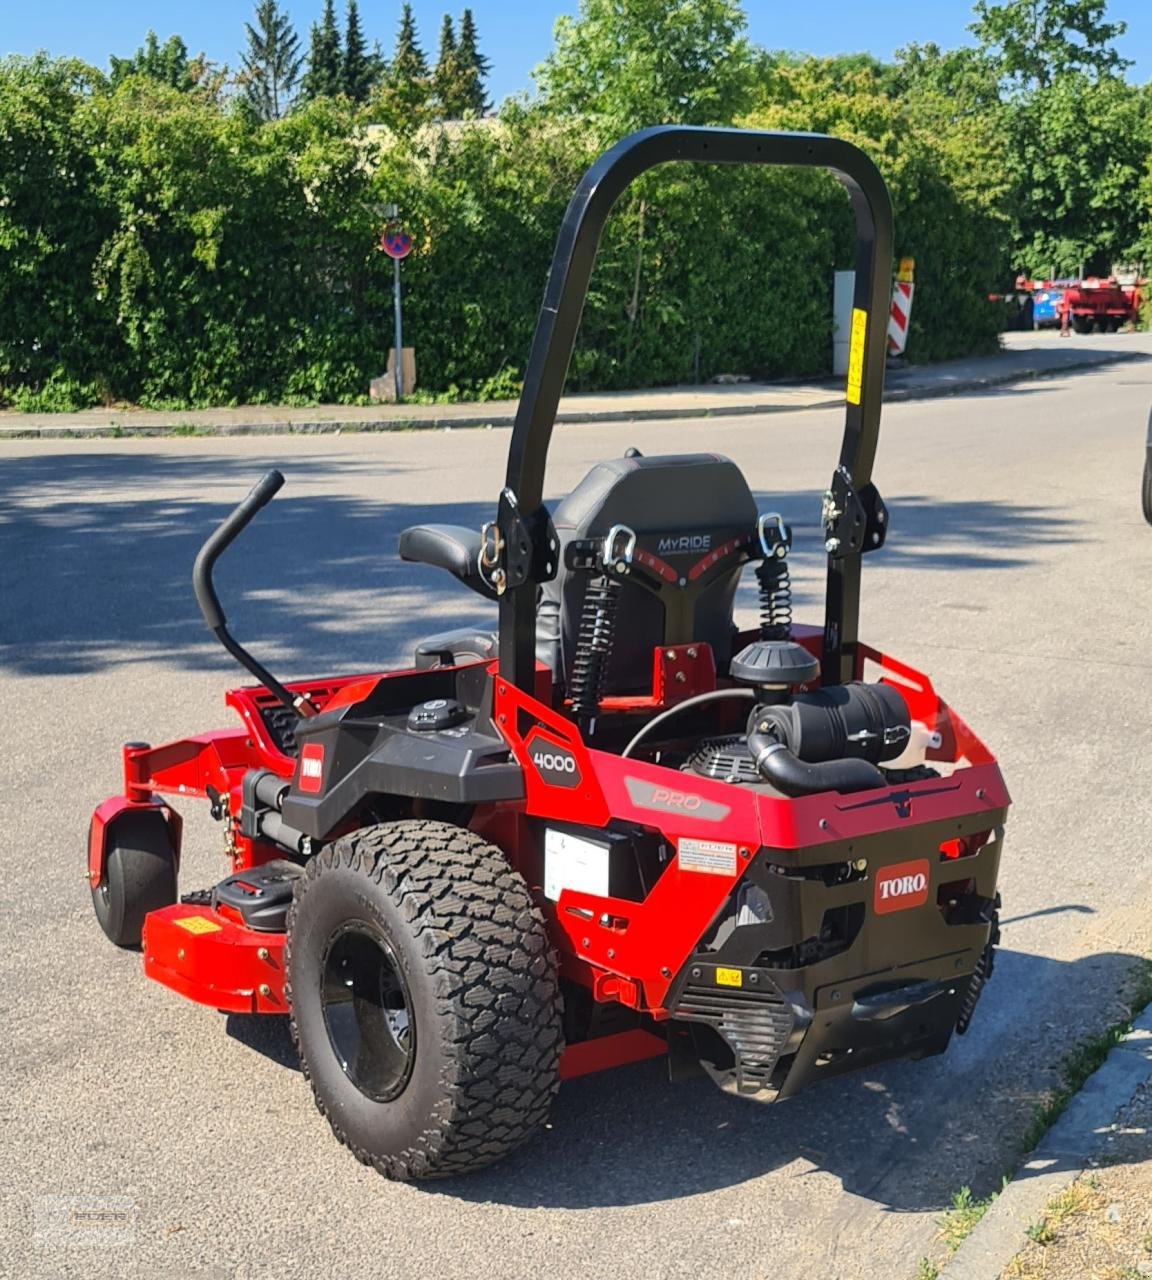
[3,355,1152,1280]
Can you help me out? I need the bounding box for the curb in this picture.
[940,1005,1152,1280]
[0,348,1145,440]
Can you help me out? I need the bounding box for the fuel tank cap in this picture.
[407,698,470,732]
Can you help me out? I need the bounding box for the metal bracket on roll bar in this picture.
[822,466,888,558]
[486,487,559,598]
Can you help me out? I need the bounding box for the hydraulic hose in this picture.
[748,732,886,797]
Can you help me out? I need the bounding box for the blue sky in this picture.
[4,1,1150,98]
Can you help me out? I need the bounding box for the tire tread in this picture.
[285,820,562,1180]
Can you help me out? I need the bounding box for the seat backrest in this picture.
[538,453,759,692]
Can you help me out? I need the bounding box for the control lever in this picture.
[192,470,316,718]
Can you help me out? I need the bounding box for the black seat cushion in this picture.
[398,524,496,601]
[540,453,758,693]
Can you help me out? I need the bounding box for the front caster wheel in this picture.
[90,810,178,948]
[286,820,563,1180]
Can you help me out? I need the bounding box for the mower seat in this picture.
[400,452,758,692]
[540,452,759,693]
[399,524,498,602]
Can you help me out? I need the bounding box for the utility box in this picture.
[370,348,416,403]
[832,271,855,377]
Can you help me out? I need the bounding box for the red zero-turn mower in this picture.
[89,127,1009,1181]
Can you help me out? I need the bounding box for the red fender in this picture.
[87,795,183,889]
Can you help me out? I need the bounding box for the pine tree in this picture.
[301,0,341,100]
[241,0,303,120]
[110,31,198,91]
[343,0,373,101]
[432,14,462,117]
[378,3,431,122]
[455,8,490,115]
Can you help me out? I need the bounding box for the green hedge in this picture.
[0,56,1006,411]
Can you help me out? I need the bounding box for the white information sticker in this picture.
[678,837,737,876]
[543,828,611,901]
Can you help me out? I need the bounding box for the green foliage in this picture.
[537,0,753,136]
[373,3,431,131]
[302,0,341,101]
[970,0,1147,277]
[431,11,490,119]
[0,56,117,408]
[1007,71,1149,275]
[971,0,1130,89]
[750,56,1009,360]
[241,0,303,121]
[6,0,1142,413]
[456,10,490,116]
[432,16,463,117]
[343,0,373,103]
[110,32,195,91]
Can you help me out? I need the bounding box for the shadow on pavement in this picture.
[221,945,1144,1217]
[0,450,1083,679]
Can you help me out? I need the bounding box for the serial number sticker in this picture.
[846,307,867,405]
[715,967,743,988]
[173,916,222,935]
[678,837,737,876]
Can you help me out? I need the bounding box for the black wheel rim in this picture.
[320,923,415,1103]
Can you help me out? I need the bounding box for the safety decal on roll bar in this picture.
[846,307,867,405]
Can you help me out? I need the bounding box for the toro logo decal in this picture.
[298,743,325,794]
[525,729,582,790]
[874,858,931,914]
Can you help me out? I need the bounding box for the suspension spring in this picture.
[757,555,793,641]
[569,573,622,729]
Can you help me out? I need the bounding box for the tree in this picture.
[302,0,341,100]
[456,9,490,115]
[343,0,373,101]
[970,0,1130,90]
[241,0,303,121]
[110,32,197,91]
[1007,71,1148,274]
[971,0,1144,275]
[432,15,461,117]
[536,0,752,134]
[373,3,431,128]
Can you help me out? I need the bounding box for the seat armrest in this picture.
[398,524,497,601]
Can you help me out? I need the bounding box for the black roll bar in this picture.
[497,125,894,693]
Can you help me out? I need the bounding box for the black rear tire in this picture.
[1142,455,1152,525]
[90,810,178,948]
[286,820,563,1180]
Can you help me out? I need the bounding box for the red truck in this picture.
[1022,276,1142,334]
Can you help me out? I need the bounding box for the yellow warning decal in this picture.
[173,915,223,935]
[846,307,867,405]
[715,967,743,988]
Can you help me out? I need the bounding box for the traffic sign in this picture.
[380,222,413,260]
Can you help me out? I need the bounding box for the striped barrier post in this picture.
[887,257,915,356]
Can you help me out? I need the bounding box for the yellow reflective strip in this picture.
[846,308,867,405]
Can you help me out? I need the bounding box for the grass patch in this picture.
[939,1184,1001,1251]
[1024,1181,1103,1248]
[1020,960,1152,1155]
